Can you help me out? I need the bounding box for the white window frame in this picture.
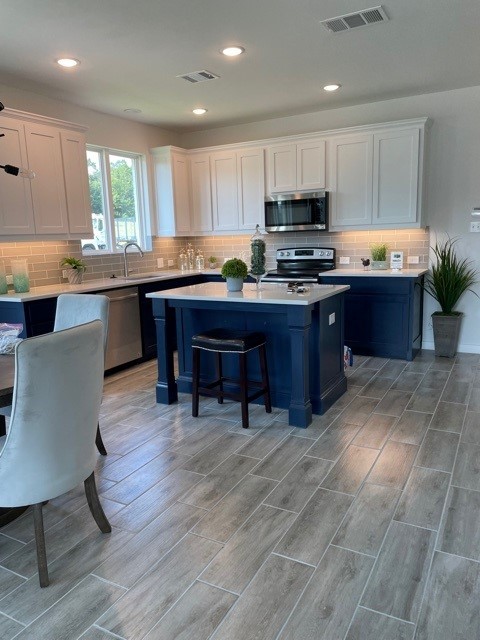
[82,145,150,255]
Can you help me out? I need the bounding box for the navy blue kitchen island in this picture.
[147,282,350,428]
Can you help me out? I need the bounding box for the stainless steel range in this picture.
[262,247,336,283]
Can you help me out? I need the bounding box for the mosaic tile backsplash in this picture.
[0,228,429,289]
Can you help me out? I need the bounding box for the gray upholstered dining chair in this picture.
[54,293,109,456]
[0,322,110,587]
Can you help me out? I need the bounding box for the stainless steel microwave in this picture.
[264,191,329,232]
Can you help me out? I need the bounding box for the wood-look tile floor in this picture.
[0,352,479,639]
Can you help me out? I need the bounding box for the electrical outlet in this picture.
[6,275,13,285]
[62,270,68,279]
[407,256,420,264]
[168,259,174,266]
[329,312,336,325]
[470,221,480,232]
[156,258,164,268]
[339,256,350,265]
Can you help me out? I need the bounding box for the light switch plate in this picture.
[471,221,480,232]
[168,259,174,266]
[62,270,68,279]
[157,258,164,268]
[6,275,13,285]
[407,256,420,264]
[329,312,335,325]
[339,256,350,264]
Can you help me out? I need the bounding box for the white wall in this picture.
[181,86,480,353]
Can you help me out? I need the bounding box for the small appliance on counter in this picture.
[264,191,329,232]
[262,247,335,283]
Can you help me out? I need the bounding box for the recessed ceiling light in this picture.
[56,58,80,68]
[192,108,208,115]
[324,84,341,92]
[124,108,142,114]
[221,46,245,57]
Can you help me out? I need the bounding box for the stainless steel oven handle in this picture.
[109,293,139,302]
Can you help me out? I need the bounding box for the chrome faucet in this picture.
[123,242,144,277]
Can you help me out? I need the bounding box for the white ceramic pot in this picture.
[226,277,243,292]
[66,268,84,284]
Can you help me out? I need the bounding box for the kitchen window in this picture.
[81,146,147,253]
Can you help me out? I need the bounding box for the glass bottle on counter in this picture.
[195,250,205,270]
[11,259,30,293]
[250,224,266,291]
[186,243,195,270]
[179,248,188,271]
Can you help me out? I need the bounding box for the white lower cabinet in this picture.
[0,109,92,238]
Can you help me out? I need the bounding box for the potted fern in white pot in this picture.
[423,238,478,357]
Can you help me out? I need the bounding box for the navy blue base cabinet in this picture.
[319,275,424,361]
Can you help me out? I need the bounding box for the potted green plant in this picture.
[208,256,218,269]
[61,257,87,285]
[370,243,389,270]
[422,238,478,357]
[221,258,248,292]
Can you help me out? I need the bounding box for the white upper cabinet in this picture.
[329,134,374,228]
[0,109,92,238]
[190,153,213,232]
[237,147,265,230]
[210,151,238,231]
[152,147,191,236]
[267,139,326,194]
[0,116,35,235]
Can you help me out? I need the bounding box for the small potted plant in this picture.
[61,257,87,284]
[221,258,248,292]
[208,256,218,269]
[370,243,389,270]
[422,238,478,357]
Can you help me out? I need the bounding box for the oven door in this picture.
[265,192,328,232]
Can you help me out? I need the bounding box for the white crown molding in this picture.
[1,107,88,132]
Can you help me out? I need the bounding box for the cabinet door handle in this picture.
[109,293,139,302]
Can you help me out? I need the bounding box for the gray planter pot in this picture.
[371,260,388,270]
[226,277,243,292]
[432,313,463,358]
[66,268,84,284]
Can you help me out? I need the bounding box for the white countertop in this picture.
[146,282,350,306]
[320,268,428,278]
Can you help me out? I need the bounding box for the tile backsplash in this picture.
[0,228,429,289]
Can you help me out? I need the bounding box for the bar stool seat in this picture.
[192,328,272,429]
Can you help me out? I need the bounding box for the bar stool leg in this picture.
[216,352,224,404]
[192,347,201,417]
[259,344,272,413]
[239,352,249,428]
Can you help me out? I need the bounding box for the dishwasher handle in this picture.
[109,293,139,302]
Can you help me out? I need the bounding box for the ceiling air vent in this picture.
[177,70,220,83]
[321,5,389,33]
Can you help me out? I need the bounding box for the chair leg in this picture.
[95,424,107,456]
[84,472,111,534]
[259,344,272,413]
[33,503,49,588]
[239,352,249,429]
[192,347,201,417]
[216,352,224,404]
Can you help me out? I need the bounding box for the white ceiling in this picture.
[1,0,480,132]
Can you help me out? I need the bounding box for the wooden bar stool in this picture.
[191,328,272,429]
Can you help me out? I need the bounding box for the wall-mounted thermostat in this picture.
[390,251,404,271]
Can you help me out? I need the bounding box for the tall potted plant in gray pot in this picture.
[423,238,478,357]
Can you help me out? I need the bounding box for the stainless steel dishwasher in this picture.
[102,287,143,370]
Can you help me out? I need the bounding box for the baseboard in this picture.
[421,341,480,355]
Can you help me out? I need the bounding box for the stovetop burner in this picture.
[262,246,336,283]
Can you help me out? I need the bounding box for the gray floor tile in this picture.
[347,368,377,387]
[390,371,424,393]
[251,435,313,481]
[11,575,124,640]
[406,388,441,413]
[360,357,390,371]
[100,434,176,482]
[278,546,374,640]
[345,607,415,640]
[367,441,418,489]
[441,379,471,404]
[167,421,233,456]
[468,390,480,412]
[94,502,204,588]
[416,552,480,640]
[430,401,466,433]
[292,408,341,439]
[358,376,393,399]
[264,456,332,513]
[379,360,408,379]
[461,411,480,444]
[418,369,450,391]
[374,390,412,417]
[361,521,436,622]
[306,420,361,461]
[0,615,24,640]
[0,533,25,562]
[389,410,432,445]
[236,422,295,459]
[404,360,432,374]
[193,474,277,542]
[320,445,379,494]
[78,628,114,640]
[0,566,26,597]
[98,534,222,639]
[200,505,296,594]
[339,396,379,425]
[352,413,397,449]
[274,488,353,565]
[144,581,236,640]
[394,467,450,530]
[437,486,480,561]
[211,555,313,640]
[181,432,250,475]
[332,483,400,556]
[452,442,480,490]
[416,430,459,472]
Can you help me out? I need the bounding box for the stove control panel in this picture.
[276,247,334,261]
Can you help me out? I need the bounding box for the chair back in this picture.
[0,322,104,506]
[54,294,109,354]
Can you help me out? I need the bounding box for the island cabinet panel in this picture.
[319,276,424,360]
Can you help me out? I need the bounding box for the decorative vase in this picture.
[66,268,84,285]
[226,277,243,292]
[432,313,463,358]
[209,262,217,269]
[0,261,8,294]
[371,260,388,270]
[250,224,266,291]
